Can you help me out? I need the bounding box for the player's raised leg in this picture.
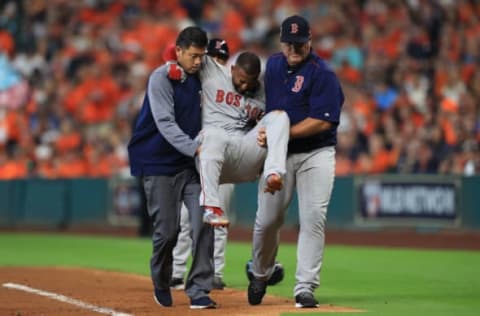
[196,126,230,227]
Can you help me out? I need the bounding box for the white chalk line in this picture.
[2,282,132,316]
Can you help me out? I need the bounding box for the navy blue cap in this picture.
[280,15,311,43]
[207,38,229,60]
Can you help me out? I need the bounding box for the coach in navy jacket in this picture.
[248,15,344,308]
[128,63,201,175]
[128,27,216,309]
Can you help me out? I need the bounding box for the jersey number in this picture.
[292,75,304,93]
[215,90,241,107]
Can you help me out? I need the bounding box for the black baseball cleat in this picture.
[267,262,284,285]
[153,288,172,307]
[295,292,319,308]
[246,259,285,286]
[212,276,226,290]
[190,296,217,309]
[169,277,185,290]
[248,278,267,305]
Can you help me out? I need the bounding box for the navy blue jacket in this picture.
[128,65,202,176]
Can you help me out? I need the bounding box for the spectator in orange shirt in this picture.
[55,149,88,178]
[86,143,124,178]
[335,152,354,176]
[1,108,28,147]
[55,119,82,155]
[368,134,394,174]
[353,152,373,174]
[86,145,113,177]
[0,148,28,179]
[338,60,361,84]
[0,30,14,56]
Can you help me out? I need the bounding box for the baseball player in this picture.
[247,15,344,308]
[196,52,290,227]
[169,39,286,289]
[167,46,291,228]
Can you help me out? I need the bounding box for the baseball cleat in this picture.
[248,278,267,305]
[212,276,226,290]
[246,259,285,286]
[169,277,185,290]
[203,206,229,227]
[190,296,217,309]
[264,173,283,194]
[153,288,172,307]
[295,292,319,308]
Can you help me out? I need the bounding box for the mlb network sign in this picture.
[359,178,458,223]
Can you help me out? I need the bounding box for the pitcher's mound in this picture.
[0,267,362,315]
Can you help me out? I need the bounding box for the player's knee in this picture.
[270,110,290,127]
[258,212,284,229]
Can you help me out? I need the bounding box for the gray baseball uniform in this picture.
[197,56,290,208]
[172,54,289,282]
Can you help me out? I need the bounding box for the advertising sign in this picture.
[357,177,459,227]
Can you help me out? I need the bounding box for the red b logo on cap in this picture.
[290,23,298,34]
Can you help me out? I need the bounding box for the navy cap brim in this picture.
[280,34,310,43]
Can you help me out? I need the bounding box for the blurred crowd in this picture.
[0,0,478,180]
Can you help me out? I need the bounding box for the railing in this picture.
[1,175,479,230]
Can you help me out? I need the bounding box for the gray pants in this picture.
[172,183,234,279]
[197,111,290,207]
[142,169,214,299]
[251,146,335,296]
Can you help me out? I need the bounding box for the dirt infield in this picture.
[0,267,361,316]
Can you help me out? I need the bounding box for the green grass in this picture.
[1,233,479,315]
[0,233,152,275]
